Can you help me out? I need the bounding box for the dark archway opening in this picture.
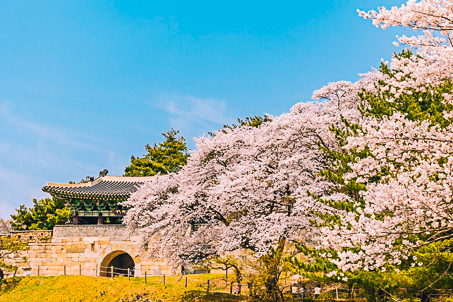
[101,251,135,277]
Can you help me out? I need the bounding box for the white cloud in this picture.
[0,166,47,219]
[158,94,235,134]
[0,99,100,150]
[0,99,107,218]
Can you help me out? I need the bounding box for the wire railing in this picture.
[7,264,452,302]
[99,265,134,278]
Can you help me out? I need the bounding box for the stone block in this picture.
[65,248,85,253]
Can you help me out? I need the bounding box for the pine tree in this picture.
[291,53,453,297]
[0,236,28,278]
[10,197,71,231]
[124,129,189,177]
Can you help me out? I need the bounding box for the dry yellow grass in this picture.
[0,274,251,301]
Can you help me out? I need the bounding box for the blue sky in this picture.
[0,0,408,218]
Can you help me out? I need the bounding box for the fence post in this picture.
[128,268,130,281]
[145,271,147,283]
[185,276,188,288]
[163,274,166,286]
[95,265,98,277]
[37,266,39,277]
[230,282,233,294]
[336,287,339,301]
[110,266,113,279]
[207,280,210,293]
[64,265,66,276]
[79,264,81,276]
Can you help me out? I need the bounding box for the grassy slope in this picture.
[0,274,251,302]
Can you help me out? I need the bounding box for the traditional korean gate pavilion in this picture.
[42,175,154,225]
[1,173,173,278]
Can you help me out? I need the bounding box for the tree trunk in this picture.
[364,286,376,302]
[262,238,286,302]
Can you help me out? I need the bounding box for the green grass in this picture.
[0,274,252,302]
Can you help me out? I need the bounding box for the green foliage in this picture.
[403,240,453,294]
[315,51,453,233]
[287,244,338,281]
[0,236,28,273]
[209,115,272,136]
[0,277,21,292]
[341,241,453,300]
[361,58,453,128]
[124,129,189,177]
[289,241,453,301]
[10,197,71,231]
[224,115,272,130]
[68,178,89,184]
[248,239,290,301]
[291,51,453,298]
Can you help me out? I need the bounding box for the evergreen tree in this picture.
[209,114,272,136]
[290,53,453,299]
[223,114,272,130]
[124,129,189,177]
[10,197,71,231]
[0,236,28,279]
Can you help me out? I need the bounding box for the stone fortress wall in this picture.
[3,225,171,278]
[9,230,53,241]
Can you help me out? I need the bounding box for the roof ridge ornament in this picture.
[99,169,108,178]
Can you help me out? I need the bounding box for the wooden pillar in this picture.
[97,212,103,225]
[73,211,79,225]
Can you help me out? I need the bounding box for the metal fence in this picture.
[99,265,134,278]
[5,265,452,302]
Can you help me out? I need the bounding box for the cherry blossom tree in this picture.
[123,86,361,296]
[0,219,11,235]
[314,1,453,284]
[124,0,453,294]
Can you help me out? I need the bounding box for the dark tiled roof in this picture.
[42,176,155,200]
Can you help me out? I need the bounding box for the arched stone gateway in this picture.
[100,250,135,277]
[96,245,142,277]
[3,225,174,278]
